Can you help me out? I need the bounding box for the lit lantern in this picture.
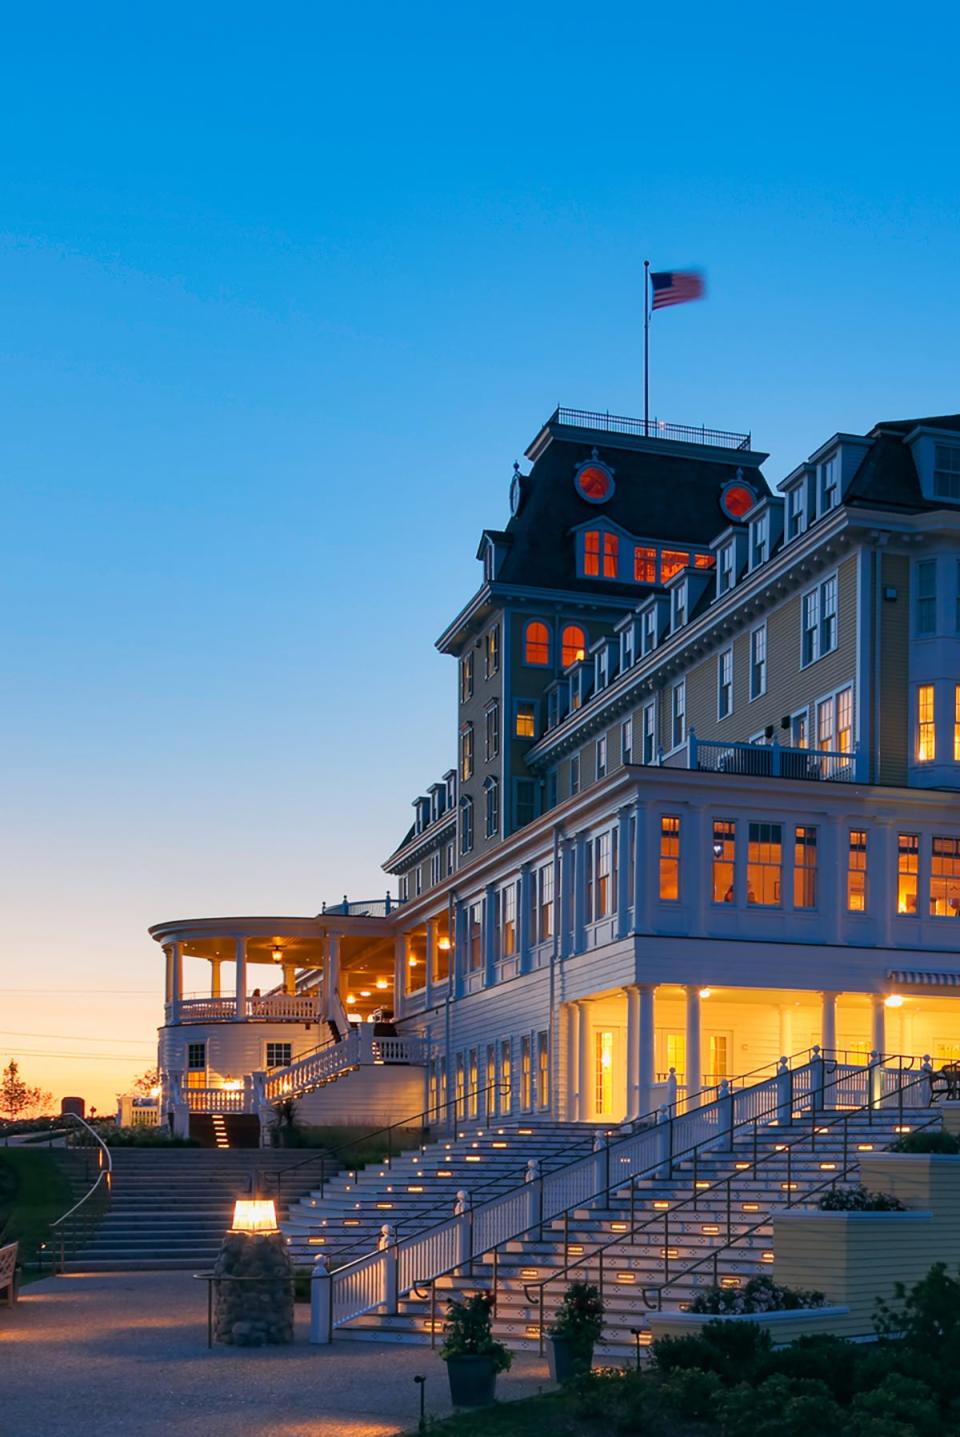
[231,1198,279,1234]
[884,994,904,1008]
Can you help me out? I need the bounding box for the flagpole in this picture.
[643,259,650,436]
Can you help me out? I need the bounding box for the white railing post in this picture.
[810,1045,824,1113]
[378,1224,398,1313]
[717,1079,733,1149]
[524,1158,540,1234]
[776,1056,793,1127]
[309,1254,332,1344]
[665,1067,678,1112]
[686,726,698,771]
[868,1050,883,1110]
[454,1191,472,1271]
[655,1105,671,1178]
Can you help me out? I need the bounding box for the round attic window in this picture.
[574,450,615,504]
[719,479,757,521]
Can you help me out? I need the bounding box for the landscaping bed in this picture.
[0,1149,73,1273]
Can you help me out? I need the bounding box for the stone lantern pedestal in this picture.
[212,1230,295,1346]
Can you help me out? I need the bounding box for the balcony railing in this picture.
[264,1029,426,1103]
[165,994,323,1024]
[553,407,752,451]
[320,896,398,917]
[663,730,864,784]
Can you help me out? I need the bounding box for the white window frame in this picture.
[621,717,633,764]
[750,622,767,700]
[917,558,937,636]
[718,543,735,596]
[570,752,581,796]
[819,455,839,516]
[642,700,656,764]
[621,627,635,670]
[786,483,806,541]
[671,679,686,750]
[800,571,839,668]
[596,734,607,779]
[791,706,809,749]
[750,513,769,570]
[641,608,656,655]
[717,646,733,720]
[933,444,960,500]
[672,582,687,630]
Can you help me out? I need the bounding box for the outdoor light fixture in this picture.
[149,1085,161,1098]
[222,1076,243,1090]
[231,1198,279,1234]
[438,937,452,951]
[884,994,904,1008]
[699,987,713,999]
[271,946,284,963]
[360,990,371,997]
[375,978,389,989]
[408,956,418,966]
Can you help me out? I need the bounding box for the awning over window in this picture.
[887,969,960,989]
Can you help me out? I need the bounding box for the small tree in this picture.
[132,1068,160,1096]
[0,1059,52,1120]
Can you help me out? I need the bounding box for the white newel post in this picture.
[776,1056,793,1127]
[170,942,183,1024]
[717,1079,733,1149]
[810,1045,825,1111]
[524,1158,540,1234]
[664,1068,678,1111]
[378,1224,398,1313]
[868,1049,883,1110]
[685,985,702,1109]
[820,991,838,1059]
[577,1001,592,1123]
[624,984,640,1121]
[309,1254,332,1344]
[655,1105,671,1178]
[234,936,247,1020]
[637,985,656,1119]
[454,1191,472,1271]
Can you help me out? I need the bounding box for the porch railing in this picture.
[165,993,323,1023]
[263,1029,426,1103]
[663,729,864,784]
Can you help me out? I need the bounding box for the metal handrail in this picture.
[519,1059,931,1347]
[48,1113,113,1271]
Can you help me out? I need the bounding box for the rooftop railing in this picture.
[663,730,865,784]
[553,407,752,451]
[320,896,398,917]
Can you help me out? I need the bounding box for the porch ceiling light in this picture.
[408,956,418,966]
[884,994,904,1008]
[699,988,713,1000]
[231,1198,279,1234]
[438,937,452,951]
[375,979,389,989]
[271,946,284,963]
[360,990,371,998]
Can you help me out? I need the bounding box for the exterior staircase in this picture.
[67,1150,304,1271]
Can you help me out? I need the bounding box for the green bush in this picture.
[656,1366,724,1419]
[875,1261,960,1347]
[848,1373,941,1437]
[650,1319,772,1386]
[817,1184,906,1211]
[762,1332,859,1403]
[546,1280,604,1358]
[718,1375,842,1437]
[439,1293,512,1374]
[890,1129,960,1155]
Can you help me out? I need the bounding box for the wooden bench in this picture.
[0,1241,19,1307]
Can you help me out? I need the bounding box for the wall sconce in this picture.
[231,1198,279,1234]
[699,988,713,1000]
[884,994,904,1008]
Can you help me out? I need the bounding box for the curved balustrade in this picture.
[49,1114,113,1271]
[165,994,322,1024]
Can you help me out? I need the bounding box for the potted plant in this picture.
[546,1280,605,1382]
[439,1292,512,1407]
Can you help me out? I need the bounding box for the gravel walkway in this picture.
[0,1272,554,1437]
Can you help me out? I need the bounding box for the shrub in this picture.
[817,1184,906,1211]
[439,1293,512,1374]
[875,1262,960,1347]
[650,1319,772,1386]
[656,1366,724,1419]
[890,1129,960,1155]
[547,1280,604,1355]
[98,1125,197,1147]
[689,1274,825,1315]
[718,1374,842,1437]
[849,1373,941,1437]
[763,1332,859,1403]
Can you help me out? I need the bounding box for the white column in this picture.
[577,1001,591,1122]
[164,946,174,1004]
[210,959,221,1000]
[637,985,656,1118]
[565,1003,580,1122]
[616,808,632,939]
[779,1003,794,1058]
[871,995,886,1058]
[170,941,182,1023]
[425,920,437,1007]
[820,991,838,1058]
[624,985,640,1119]
[282,965,296,996]
[685,985,702,1103]
[631,802,646,931]
[233,936,247,1020]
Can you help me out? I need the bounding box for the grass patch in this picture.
[0,1150,73,1262]
[275,1125,426,1169]
[406,1393,586,1436]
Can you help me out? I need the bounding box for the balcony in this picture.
[664,730,864,784]
[552,407,752,452]
[164,993,322,1024]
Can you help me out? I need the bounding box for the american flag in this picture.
[650,269,705,310]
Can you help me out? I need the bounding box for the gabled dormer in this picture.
[905,426,960,504]
[712,526,749,598]
[807,433,871,520]
[747,497,784,573]
[476,530,512,582]
[568,660,594,711]
[570,515,634,582]
[638,594,670,656]
[590,635,619,693]
[615,611,640,672]
[780,463,815,543]
[545,678,570,731]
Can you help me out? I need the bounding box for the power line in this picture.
[0,988,154,995]
[0,1031,156,1045]
[4,1050,155,1063]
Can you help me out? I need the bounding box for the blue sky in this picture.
[2,3,959,1106]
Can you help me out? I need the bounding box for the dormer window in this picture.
[750,513,769,569]
[561,624,587,668]
[584,530,618,579]
[934,445,960,500]
[634,545,656,583]
[660,550,689,583]
[819,456,839,515]
[787,484,806,541]
[621,627,635,669]
[641,609,656,655]
[672,583,686,630]
[595,648,609,690]
[718,543,735,595]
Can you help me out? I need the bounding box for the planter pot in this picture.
[445,1355,498,1407]
[648,1306,849,1346]
[547,1334,594,1383]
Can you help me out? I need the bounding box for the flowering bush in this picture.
[690,1275,825,1316]
[891,1130,960,1155]
[547,1280,605,1350]
[818,1184,906,1211]
[439,1292,512,1373]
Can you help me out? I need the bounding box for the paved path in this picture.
[0,1272,555,1437]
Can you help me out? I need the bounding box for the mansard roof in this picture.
[845,413,960,512]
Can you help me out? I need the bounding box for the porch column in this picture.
[632,802,647,931]
[684,985,702,1105]
[233,936,247,1020]
[624,984,640,1119]
[164,946,174,1004]
[169,942,182,1023]
[425,919,437,1006]
[282,964,296,996]
[820,991,838,1058]
[871,995,886,1058]
[573,831,588,954]
[616,807,632,939]
[327,934,342,1008]
[779,1003,794,1058]
[565,1002,580,1122]
[518,864,533,973]
[577,1001,591,1122]
[637,984,656,1118]
[560,837,576,959]
[210,959,222,1000]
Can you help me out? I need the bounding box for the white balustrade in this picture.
[183,1087,248,1113]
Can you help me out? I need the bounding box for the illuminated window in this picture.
[659,816,680,901]
[455,1055,465,1118]
[460,652,474,702]
[718,647,733,719]
[561,625,587,668]
[186,1042,206,1087]
[747,822,782,906]
[594,1030,614,1116]
[521,1036,532,1110]
[468,1049,479,1116]
[694,552,715,570]
[930,837,960,917]
[460,723,474,781]
[593,832,613,919]
[666,1032,686,1085]
[918,684,936,761]
[837,688,853,753]
[897,834,919,914]
[516,703,536,739]
[484,624,500,678]
[537,1031,549,1110]
[501,883,517,957]
[584,531,601,576]
[792,710,809,749]
[634,545,657,583]
[484,701,500,762]
[955,685,960,761]
[848,830,867,912]
[524,621,550,666]
[468,902,483,970]
[708,1035,729,1083]
[602,532,618,578]
[661,550,689,582]
[793,826,817,909]
[485,1045,496,1119]
[712,820,736,904]
[500,1040,512,1114]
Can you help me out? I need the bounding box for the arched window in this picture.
[524,621,550,666]
[561,625,587,669]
